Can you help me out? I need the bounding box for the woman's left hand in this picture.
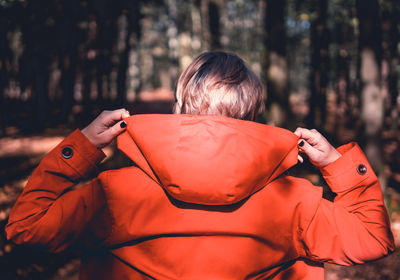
[81,109,130,149]
[294,127,341,168]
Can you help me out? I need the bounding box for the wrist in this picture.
[321,149,341,168]
[81,127,99,148]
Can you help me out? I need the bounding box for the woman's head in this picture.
[173,51,265,121]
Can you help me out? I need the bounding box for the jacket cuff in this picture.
[320,142,377,193]
[51,129,106,181]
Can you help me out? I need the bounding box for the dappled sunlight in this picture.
[0,136,64,157]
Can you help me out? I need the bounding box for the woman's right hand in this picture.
[81,109,130,149]
[294,128,341,168]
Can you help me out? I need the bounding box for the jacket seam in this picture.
[298,187,323,258]
[100,171,117,244]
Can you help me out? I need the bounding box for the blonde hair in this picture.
[173,51,265,121]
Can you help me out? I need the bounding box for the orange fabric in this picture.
[6,114,395,279]
[117,114,299,205]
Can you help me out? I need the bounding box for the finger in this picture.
[294,128,320,146]
[122,108,131,117]
[103,109,130,126]
[297,155,303,163]
[294,127,313,140]
[293,127,304,137]
[298,139,319,159]
[102,120,127,140]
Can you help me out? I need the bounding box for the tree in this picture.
[356,0,384,180]
[208,1,221,50]
[264,0,289,126]
[308,0,329,129]
[0,4,10,134]
[380,0,400,190]
[56,0,80,122]
[166,0,180,88]
[19,0,53,130]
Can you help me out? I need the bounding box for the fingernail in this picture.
[299,140,304,147]
[120,121,127,128]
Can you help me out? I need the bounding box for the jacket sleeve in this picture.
[5,129,111,253]
[299,142,395,265]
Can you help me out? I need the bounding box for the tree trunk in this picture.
[22,1,51,131]
[125,0,142,102]
[96,2,113,106]
[0,6,8,135]
[208,1,221,50]
[331,20,351,137]
[381,2,400,190]
[356,0,384,183]
[116,11,129,106]
[57,0,80,123]
[264,0,288,126]
[308,0,329,129]
[200,0,210,51]
[166,0,180,89]
[386,3,399,132]
[191,0,202,55]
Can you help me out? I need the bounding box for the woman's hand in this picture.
[81,109,130,149]
[294,127,341,168]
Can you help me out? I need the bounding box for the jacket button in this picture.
[62,146,73,159]
[357,164,367,175]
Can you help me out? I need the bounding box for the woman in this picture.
[6,52,394,279]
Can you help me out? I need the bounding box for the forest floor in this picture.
[1,101,400,279]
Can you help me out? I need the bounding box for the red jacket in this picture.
[6,114,395,279]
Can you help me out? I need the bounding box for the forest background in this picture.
[0,0,399,279]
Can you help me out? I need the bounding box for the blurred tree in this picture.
[0,4,10,134]
[190,0,203,57]
[199,0,222,52]
[381,0,399,132]
[285,0,312,127]
[308,0,329,129]
[166,0,180,88]
[19,0,53,131]
[80,2,98,117]
[116,0,142,105]
[388,3,400,125]
[200,0,211,51]
[208,1,221,50]
[91,0,116,106]
[125,0,143,102]
[332,0,355,135]
[356,0,384,179]
[380,0,400,190]
[56,0,80,123]
[264,0,289,126]
[325,1,345,136]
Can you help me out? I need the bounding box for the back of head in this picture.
[173,51,265,121]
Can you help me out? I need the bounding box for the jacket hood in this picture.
[117,114,299,205]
